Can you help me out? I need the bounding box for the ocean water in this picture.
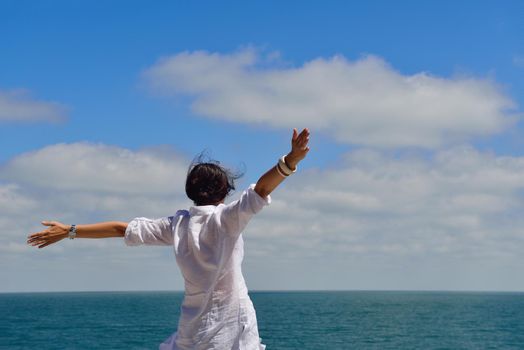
[1,291,523,349]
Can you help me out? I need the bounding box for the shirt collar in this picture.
[189,205,218,215]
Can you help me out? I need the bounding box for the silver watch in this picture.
[68,224,77,240]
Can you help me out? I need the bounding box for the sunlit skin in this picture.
[27,128,310,249]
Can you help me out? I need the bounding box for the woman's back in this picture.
[126,184,270,349]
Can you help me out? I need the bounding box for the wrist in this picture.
[68,224,77,240]
[285,153,299,170]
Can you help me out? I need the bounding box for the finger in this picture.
[28,232,41,239]
[34,232,49,239]
[292,128,298,141]
[29,235,46,243]
[27,236,39,243]
[38,237,60,249]
[28,231,52,243]
[33,238,50,247]
[298,135,309,146]
[31,240,45,247]
[294,131,304,144]
[30,229,47,237]
[297,129,309,143]
[27,233,46,242]
[30,238,45,246]
[41,221,55,227]
[299,128,309,137]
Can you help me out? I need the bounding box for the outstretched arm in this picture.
[254,128,310,198]
[27,221,127,249]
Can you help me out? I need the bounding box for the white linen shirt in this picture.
[124,184,270,350]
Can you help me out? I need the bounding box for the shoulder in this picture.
[175,209,190,218]
[171,209,190,227]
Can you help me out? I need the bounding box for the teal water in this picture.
[1,291,523,349]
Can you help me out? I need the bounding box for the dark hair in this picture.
[185,153,243,206]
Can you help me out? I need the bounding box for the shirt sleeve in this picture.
[124,216,174,246]
[217,184,271,238]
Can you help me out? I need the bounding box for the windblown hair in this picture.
[185,153,244,206]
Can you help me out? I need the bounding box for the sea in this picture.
[1,291,523,349]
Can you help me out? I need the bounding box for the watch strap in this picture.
[68,224,77,240]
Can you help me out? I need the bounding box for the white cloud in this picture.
[243,146,524,289]
[0,143,188,196]
[0,143,192,291]
[3,142,524,291]
[0,184,37,215]
[272,147,524,254]
[0,89,67,123]
[144,49,518,148]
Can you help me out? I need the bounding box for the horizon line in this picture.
[2,288,524,294]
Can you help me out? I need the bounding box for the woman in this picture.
[27,128,310,349]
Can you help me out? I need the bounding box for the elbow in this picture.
[254,185,271,198]
[115,222,128,237]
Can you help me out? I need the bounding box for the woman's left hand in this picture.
[27,221,69,249]
[286,128,310,169]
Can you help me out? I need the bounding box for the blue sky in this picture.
[2,1,523,161]
[1,1,524,292]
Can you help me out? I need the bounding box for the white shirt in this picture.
[124,184,270,350]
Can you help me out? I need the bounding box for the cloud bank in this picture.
[3,142,524,291]
[243,147,524,290]
[144,49,518,148]
[0,143,192,291]
[259,147,524,258]
[0,89,67,123]
[1,143,188,196]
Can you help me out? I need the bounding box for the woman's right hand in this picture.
[286,128,310,169]
[27,221,69,249]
